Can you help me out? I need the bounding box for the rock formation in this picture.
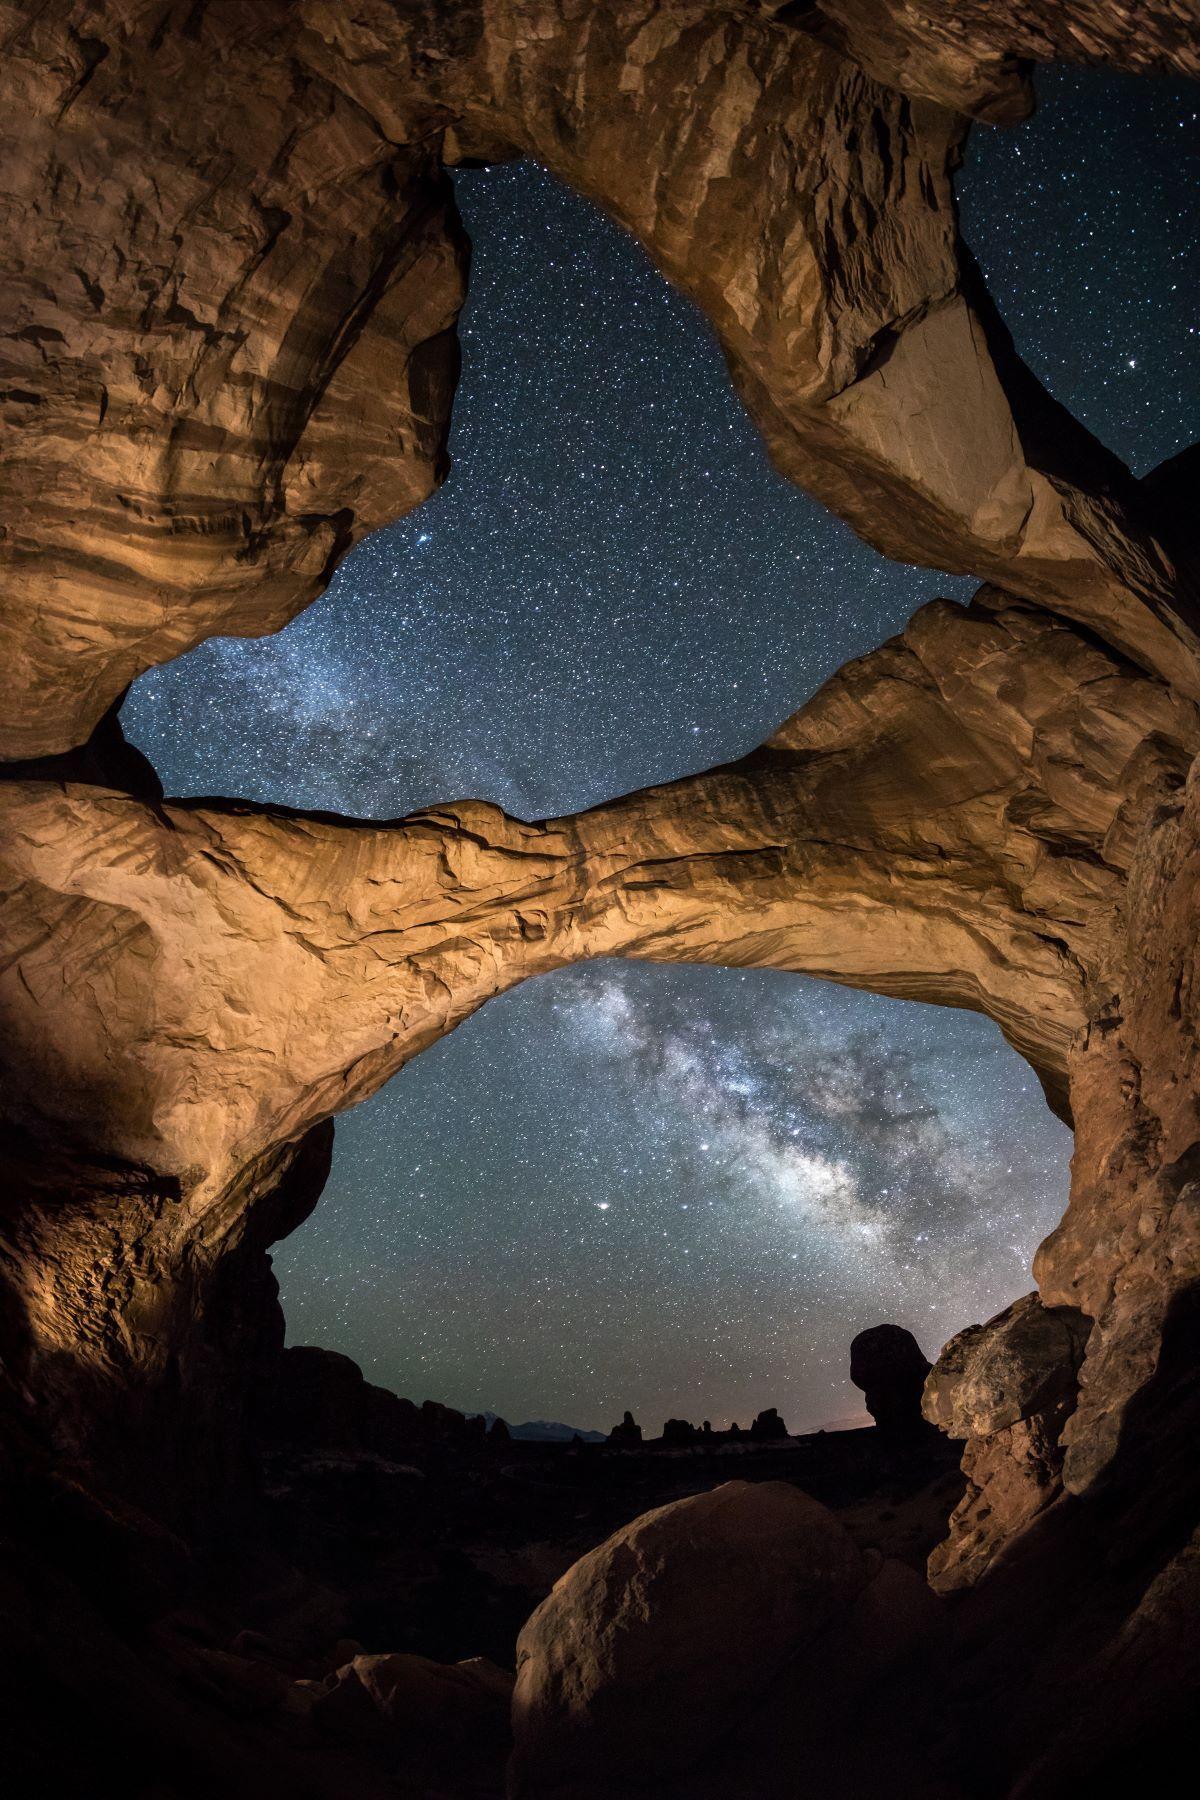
[749,1407,789,1440]
[6,582,1198,1516]
[260,1344,485,1461]
[921,1294,1090,1588]
[606,1411,644,1448]
[308,1651,513,1787]
[662,1417,701,1446]
[789,2,1200,123]
[508,1481,865,1792]
[2,1,1200,1791]
[508,1479,943,1798]
[4,2,1198,762]
[850,1323,933,1436]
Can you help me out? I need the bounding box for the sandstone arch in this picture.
[1,0,1199,1695]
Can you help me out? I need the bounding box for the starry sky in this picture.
[123,67,1197,1434]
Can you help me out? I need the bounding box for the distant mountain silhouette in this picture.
[475,1411,607,1444]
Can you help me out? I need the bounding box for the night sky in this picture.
[124,68,1197,1433]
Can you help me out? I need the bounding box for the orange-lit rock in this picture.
[5,586,1196,1488]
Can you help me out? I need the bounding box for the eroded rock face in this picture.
[921,1294,1090,1589]
[3,581,1198,1511]
[0,583,1189,1474]
[0,0,466,759]
[1038,761,1200,1519]
[922,1294,1090,1441]
[1,1,1199,1726]
[791,2,1200,123]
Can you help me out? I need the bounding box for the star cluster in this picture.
[123,67,1196,1432]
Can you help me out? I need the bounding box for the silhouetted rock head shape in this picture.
[607,1410,643,1447]
[850,1325,933,1435]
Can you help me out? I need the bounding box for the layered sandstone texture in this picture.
[921,1293,1091,1589]
[1,0,1199,1673]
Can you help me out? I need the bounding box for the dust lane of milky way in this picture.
[122,66,1197,1433]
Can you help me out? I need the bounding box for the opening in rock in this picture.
[272,961,1070,1434]
[114,113,1140,1438]
[120,159,975,815]
[8,20,1198,1795]
[957,65,1198,475]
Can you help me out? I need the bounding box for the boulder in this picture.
[312,1651,513,1782]
[508,1481,867,1793]
[922,1295,1090,1440]
[850,1325,933,1436]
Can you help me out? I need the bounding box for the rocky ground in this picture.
[0,1338,965,1800]
[252,1378,964,1667]
[4,1312,1197,1799]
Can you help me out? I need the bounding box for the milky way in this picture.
[123,67,1197,1432]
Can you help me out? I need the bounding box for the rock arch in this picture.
[1,0,1198,1611]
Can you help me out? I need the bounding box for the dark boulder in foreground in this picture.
[507,1479,941,1797]
[310,1651,513,1787]
[850,1325,933,1436]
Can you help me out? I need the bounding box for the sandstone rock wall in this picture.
[787,1,1200,123]
[312,1,1199,684]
